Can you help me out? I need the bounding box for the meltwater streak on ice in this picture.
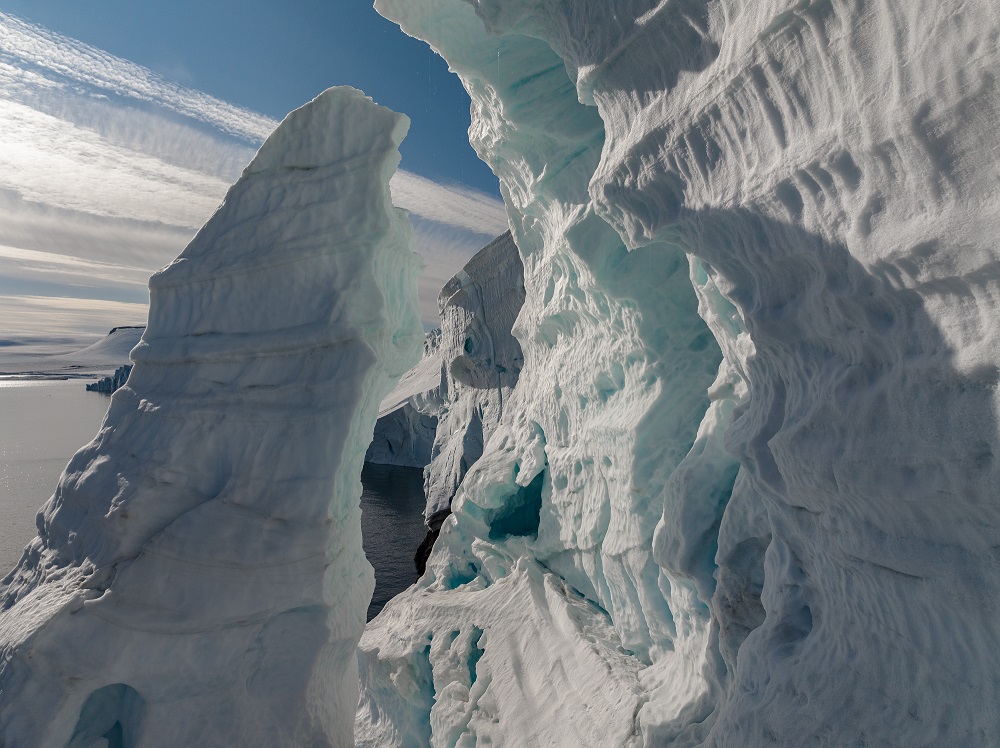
[0,87,422,747]
[363,1,1000,746]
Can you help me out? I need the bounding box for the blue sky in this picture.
[0,3,507,347]
[0,0,499,196]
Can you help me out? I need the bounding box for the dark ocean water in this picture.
[0,380,427,620]
[360,461,427,620]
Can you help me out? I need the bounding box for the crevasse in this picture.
[361,1,1000,746]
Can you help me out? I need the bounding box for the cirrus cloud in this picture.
[0,10,508,349]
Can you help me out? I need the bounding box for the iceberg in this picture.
[361,1,1000,746]
[85,364,134,394]
[366,230,524,534]
[0,87,421,747]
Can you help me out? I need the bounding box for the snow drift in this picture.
[0,87,421,747]
[360,2,1000,746]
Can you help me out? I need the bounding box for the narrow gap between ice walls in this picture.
[359,2,738,744]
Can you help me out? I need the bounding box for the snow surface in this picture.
[361,2,1000,746]
[0,87,422,747]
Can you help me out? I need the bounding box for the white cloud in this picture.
[0,99,233,228]
[0,294,147,342]
[0,11,508,341]
[0,11,275,142]
[0,244,151,286]
[391,171,509,237]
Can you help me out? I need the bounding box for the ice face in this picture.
[365,231,525,532]
[0,87,422,747]
[362,2,1000,746]
[422,231,524,528]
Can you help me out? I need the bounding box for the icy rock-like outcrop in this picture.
[366,331,442,468]
[422,230,524,529]
[0,87,421,747]
[86,364,133,394]
[361,2,1000,746]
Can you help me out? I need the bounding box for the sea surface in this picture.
[0,380,110,574]
[0,380,426,620]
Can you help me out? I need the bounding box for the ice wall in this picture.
[365,231,525,529]
[0,87,421,747]
[361,2,1000,746]
[423,230,524,529]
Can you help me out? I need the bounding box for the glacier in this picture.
[359,1,1000,746]
[0,87,422,747]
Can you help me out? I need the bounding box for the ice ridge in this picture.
[0,87,421,747]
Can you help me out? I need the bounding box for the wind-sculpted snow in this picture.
[0,87,422,747]
[364,1,1000,746]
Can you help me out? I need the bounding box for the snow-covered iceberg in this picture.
[0,87,421,747]
[360,2,1000,746]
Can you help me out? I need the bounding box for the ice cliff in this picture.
[85,364,133,394]
[422,230,524,529]
[367,230,524,533]
[0,87,421,747]
[360,2,1000,746]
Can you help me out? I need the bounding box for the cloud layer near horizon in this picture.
[0,11,508,347]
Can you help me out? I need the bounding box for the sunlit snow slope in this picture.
[0,87,422,748]
[361,2,1000,746]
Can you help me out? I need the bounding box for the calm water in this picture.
[0,380,111,573]
[0,380,426,620]
[360,462,427,620]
